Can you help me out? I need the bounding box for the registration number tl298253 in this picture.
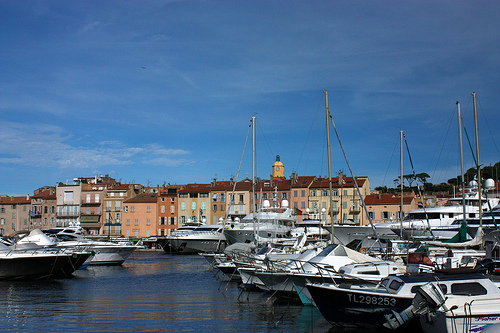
[347,293,396,307]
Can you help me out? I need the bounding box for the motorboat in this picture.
[465,203,500,239]
[290,219,330,241]
[391,182,499,240]
[166,224,227,254]
[18,228,136,265]
[292,260,403,306]
[0,242,90,280]
[307,270,499,328]
[223,200,296,246]
[383,272,500,333]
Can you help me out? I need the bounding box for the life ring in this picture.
[359,247,367,254]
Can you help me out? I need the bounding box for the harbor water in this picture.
[0,251,343,333]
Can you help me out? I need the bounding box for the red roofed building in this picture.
[103,184,143,236]
[30,188,56,230]
[122,192,158,239]
[158,184,183,236]
[290,174,316,222]
[364,193,418,223]
[0,195,31,235]
[308,173,370,225]
[178,183,212,225]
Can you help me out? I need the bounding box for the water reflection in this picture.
[0,251,339,332]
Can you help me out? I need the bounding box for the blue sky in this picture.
[1,1,500,196]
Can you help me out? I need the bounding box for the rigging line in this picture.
[462,124,497,229]
[403,134,435,240]
[295,95,323,175]
[255,118,274,168]
[381,132,399,188]
[430,107,456,184]
[477,97,500,159]
[220,119,252,243]
[328,113,385,253]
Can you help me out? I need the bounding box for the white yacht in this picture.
[18,227,137,265]
[392,181,499,240]
[223,199,296,246]
[166,224,226,254]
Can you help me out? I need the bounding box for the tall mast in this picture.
[457,102,466,223]
[325,91,334,243]
[400,130,404,239]
[252,115,256,215]
[472,92,482,228]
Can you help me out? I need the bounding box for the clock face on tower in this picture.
[276,167,280,171]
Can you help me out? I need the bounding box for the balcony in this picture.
[81,201,102,206]
[80,221,101,228]
[80,215,100,223]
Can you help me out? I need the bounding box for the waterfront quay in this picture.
[0,251,345,333]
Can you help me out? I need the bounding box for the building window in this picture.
[131,206,135,212]
[161,205,165,213]
[282,193,288,199]
[123,206,128,212]
[294,190,298,197]
[126,219,130,226]
[135,218,139,226]
[213,205,218,211]
[64,191,74,204]
[311,191,316,197]
[181,202,185,211]
[201,202,206,210]
[147,205,151,213]
[86,194,91,203]
[146,218,151,226]
[170,206,175,213]
[191,202,196,210]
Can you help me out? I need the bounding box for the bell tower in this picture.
[272,155,285,180]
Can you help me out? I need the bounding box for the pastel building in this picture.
[122,192,158,238]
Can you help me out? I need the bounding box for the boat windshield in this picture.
[256,246,271,255]
[315,244,347,257]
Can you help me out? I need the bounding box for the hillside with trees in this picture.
[374,161,500,195]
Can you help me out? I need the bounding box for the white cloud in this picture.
[0,122,192,170]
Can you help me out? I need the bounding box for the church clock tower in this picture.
[272,155,285,179]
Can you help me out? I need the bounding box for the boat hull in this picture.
[0,254,74,280]
[168,238,226,255]
[89,246,136,265]
[307,283,413,326]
